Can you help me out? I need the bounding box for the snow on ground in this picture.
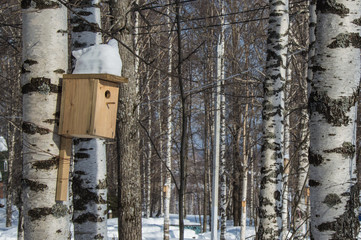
[0,201,256,240]
[2,203,361,240]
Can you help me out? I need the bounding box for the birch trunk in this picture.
[70,1,108,239]
[240,94,249,240]
[158,85,164,217]
[202,96,210,233]
[281,68,291,240]
[146,79,152,219]
[218,1,227,239]
[211,38,222,240]
[257,0,289,238]
[163,3,173,238]
[6,125,15,227]
[294,2,314,237]
[309,0,360,238]
[21,1,70,239]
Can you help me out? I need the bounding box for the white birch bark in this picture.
[257,0,289,238]
[309,0,360,238]
[146,79,152,219]
[71,1,107,239]
[294,2,314,237]
[218,0,227,238]
[163,3,173,238]
[240,97,249,240]
[211,70,220,240]
[21,1,70,239]
[211,29,225,240]
[281,68,291,240]
[159,84,164,217]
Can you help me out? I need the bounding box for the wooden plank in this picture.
[56,137,72,201]
[59,78,94,137]
[63,73,128,84]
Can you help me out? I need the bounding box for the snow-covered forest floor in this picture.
[0,200,256,240]
[2,201,361,240]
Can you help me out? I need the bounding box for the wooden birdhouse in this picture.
[58,73,128,139]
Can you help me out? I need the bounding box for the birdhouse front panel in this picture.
[90,80,119,139]
[58,74,127,139]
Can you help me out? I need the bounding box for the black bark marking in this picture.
[317,185,359,238]
[259,196,273,208]
[94,233,104,239]
[317,0,349,17]
[73,138,92,145]
[309,179,321,187]
[96,179,107,189]
[74,171,86,175]
[73,212,100,224]
[71,17,99,33]
[28,207,52,221]
[324,142,355,158]
[53,69,65,74]
[23,122,51,135]
[73,175,106,211]
[73,41,88,49]
[274,190,281,201]
[77,11,92,16]
[312,65,326,72]
[323,193,341,207]
[74,153,90,159]
[309,151,324,166]
[52,203,69,217]
[32,157,58,170]
[352,17,361,26]
[270,12,283,17]
[56,229,62,233]
[266,48,283,63]
[43,119,57,125]
[24,59,38,65]
[24,179,48,192]
[21,0,60,9]
[22,77,60,94]
[28,204,69,221]
[328,33,361,49]
[309,90,358,126]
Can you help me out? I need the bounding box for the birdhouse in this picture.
[58,73,128,139]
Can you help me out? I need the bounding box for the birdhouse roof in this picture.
[63,74,128,84]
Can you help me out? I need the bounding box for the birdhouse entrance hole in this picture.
[105,90,111,98]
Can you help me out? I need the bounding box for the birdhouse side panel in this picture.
[90,80,119,139]
[59,78,95,137]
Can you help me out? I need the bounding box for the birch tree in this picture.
[294,1,315,237]
[217,1,227,239]
[21,0,70,239]
[70,1,108,239]
[164,3,173,238]
[309,0,360,238]
[281,67,291,240]
[257,0,289,238]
